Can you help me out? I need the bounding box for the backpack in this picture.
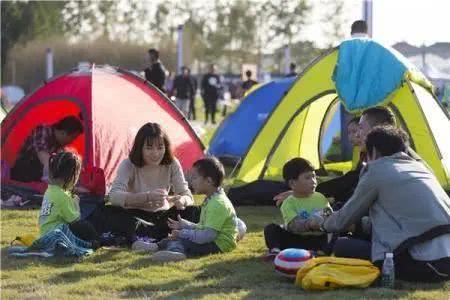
[78,166,106,196]
[295,256,380,290]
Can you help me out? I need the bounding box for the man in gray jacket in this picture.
[321,126,450,282]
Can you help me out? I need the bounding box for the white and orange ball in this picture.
[274,248,312,278]
[236,218,247,241]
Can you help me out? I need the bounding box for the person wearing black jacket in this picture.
[144,48,166,92]
[241,70,258,92]
[173,67,195,116]
[187,68,198,120]
[285,63,297,77]
[201,64,222,125]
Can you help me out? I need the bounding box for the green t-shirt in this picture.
[39,185,80,235]
[197,190,238,252]
[280,192,330,234]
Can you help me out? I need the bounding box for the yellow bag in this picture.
[11,234,37,247]
[295,256,380,291]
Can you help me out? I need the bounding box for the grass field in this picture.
[2,208,449,299]
[1,100,450,299]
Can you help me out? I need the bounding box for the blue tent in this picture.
[208,77,296,160]
[321,105,342,156]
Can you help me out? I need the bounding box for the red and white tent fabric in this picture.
[1,65,204,189]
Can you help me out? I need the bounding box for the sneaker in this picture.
[131,240,159,253]
[262,249,280,262]
[151,250,187,262]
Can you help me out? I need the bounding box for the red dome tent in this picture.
[1,65,204,191]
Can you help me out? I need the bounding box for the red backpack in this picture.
[1,160,106,196]
[78,166,106,196]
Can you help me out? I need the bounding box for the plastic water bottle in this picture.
[381,252,395,288]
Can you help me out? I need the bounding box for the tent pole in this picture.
[177,25,184,74]
[363,0,373,38]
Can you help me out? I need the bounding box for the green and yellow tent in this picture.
[229,39,450,204]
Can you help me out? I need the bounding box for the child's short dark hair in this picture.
[282,158,315,183]
[49,151,82,191]
[351,20,368,34]
[129,123,174,167]
[52,116,84,135]
[362,107,396,127]
[348,116,360,126]
[148,48,159,59]
[193,157,225,187]
[366,126,409,157]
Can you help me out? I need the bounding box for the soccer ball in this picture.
[274,248,312,278]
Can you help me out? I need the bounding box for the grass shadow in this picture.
[116,256,293,299]
[117,254,448,300]
[120,279,190,298]
[1,244,135,271]
[85,247,128,264]
[1,246,83,270]
[45,269,105,284]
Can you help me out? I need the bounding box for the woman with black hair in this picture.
[92,123,198,250]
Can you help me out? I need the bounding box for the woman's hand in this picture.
[126,190,166,210]
[147,188,168,209]
[149,188,168,202]
[168,195,185,210]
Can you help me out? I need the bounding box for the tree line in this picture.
[1,0,346,91]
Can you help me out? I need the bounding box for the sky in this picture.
[372,0,450,46]
[304,0,450,47]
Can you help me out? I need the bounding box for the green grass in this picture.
[1,102,450,299]
[1,208,449,299]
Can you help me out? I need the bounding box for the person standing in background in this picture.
[173,67,195,117]
[239,70,258,98]
[350,20,369,38]
[201,64,222,125]
[187,68,198,121]
[285,63,297,77]
[144,48,166,92]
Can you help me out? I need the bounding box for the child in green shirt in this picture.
[263,157,332,260]
[39,151,99,247]
[150,157,240,262]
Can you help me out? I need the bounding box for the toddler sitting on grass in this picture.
[149,157,239,262]
[39,151,100,249]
